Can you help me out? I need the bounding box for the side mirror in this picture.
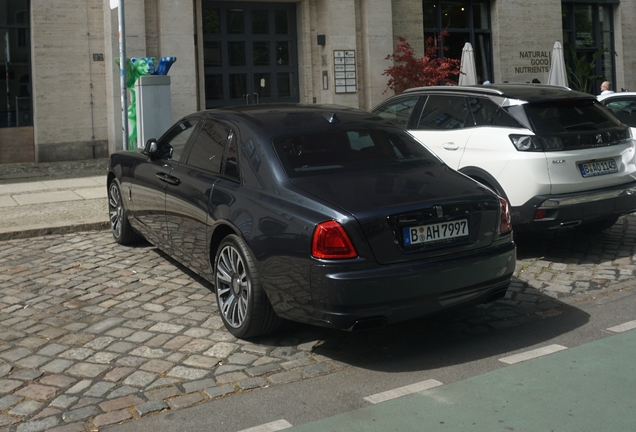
[143,139,158,156]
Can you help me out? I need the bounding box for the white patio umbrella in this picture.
[547,41,568,87]
[458,42,478,86]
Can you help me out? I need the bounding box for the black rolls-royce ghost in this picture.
[107,104,516,338]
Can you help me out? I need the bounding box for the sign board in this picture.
[333,50,356,93]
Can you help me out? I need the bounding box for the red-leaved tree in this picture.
[383,32,461,94]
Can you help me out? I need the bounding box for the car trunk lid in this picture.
[289,166,502,264]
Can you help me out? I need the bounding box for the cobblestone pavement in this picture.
[0,215,635,431]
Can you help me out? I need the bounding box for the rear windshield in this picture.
[515,99,621,134]
[273,127,439,178]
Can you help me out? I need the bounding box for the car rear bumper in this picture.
[281,241,516,331]
[512,180,636,229]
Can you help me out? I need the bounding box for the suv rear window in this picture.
[273,127,439,178]
[517,99,620,134]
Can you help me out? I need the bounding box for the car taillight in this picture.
[311,221,357,259]
[509,135,563,151]
[499,198,512,234]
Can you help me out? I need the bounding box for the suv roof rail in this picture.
[403,85,505,96]
[402,83,572,96]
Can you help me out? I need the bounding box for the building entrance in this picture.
[202,2,299,108]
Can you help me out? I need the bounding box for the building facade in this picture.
[1,0,634,164]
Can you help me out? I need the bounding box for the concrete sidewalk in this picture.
[0,159,109,240]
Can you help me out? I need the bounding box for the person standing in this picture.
[600,81,615,95]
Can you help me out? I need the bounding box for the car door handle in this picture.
[165,175,181,186]
[442,142,459,151]
[156,172,181,185]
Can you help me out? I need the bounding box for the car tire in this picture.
[214,234,281,338]
[108,181,141,245]
[575,215,619,233]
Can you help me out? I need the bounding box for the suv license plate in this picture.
[579,159,618,177]
[403,220,469,246]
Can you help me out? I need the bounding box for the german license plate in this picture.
[403,219,469,246]
[579,159,618,177]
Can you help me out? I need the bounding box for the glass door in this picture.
[203,2,299,108]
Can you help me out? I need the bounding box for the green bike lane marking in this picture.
[288,330,636,432]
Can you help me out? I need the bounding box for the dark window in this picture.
[274,9,290,34]
[228,41,246,67]
[229,74,247,99]
[227,9,244,34]
[253,73,271,98]
[562,2,615,93]
[202,8,220,34]
[186,120,229,173]
[373,96,420,128]
[522,100,620,134]
[417,95,473,130]
[471,98,523,128]
[603,98,636,128]
[159,120,199,161]
[204,41,221,67]
[273,127,439,179]
[205,74,223,100]
[423,0,492,83]
[253,41,269,66]
[252,10,269,34]
[1,0,31,128]
[202,2,298,108]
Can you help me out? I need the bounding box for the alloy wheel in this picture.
[216,245,250,328]
[108,183,123,239]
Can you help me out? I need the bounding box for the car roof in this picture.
[192,104,389,137]
[598,92,636,102]
[402,84,595,103]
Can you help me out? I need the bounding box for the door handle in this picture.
[442,142,459,151]
[163,175,181,186]
[156,172,180,185]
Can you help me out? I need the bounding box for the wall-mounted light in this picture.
[317,35,326,46]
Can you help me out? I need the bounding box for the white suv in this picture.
[372,84,636,232]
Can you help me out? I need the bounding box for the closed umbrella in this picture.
[458,42,478,86]
[547,41,568,87]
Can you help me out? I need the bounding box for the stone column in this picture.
[156,0,198,121]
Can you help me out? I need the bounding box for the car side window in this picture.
[471,97,523,128]
[373,96,420,128]
[158,119,199,161]
[186,120,229,174]
[603,99,636,127]
[416,95,473,130]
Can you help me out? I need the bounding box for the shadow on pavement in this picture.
[140,232,595,375]
[295,285,589,372]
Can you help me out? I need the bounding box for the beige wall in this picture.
[31,0,109,161]
[491,0,563,84]
[391,0,423,59]
[618,2,636,92]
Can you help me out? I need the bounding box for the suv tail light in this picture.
[510,135,563,152]
[499,198,512,234]
[311,221,358,259]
